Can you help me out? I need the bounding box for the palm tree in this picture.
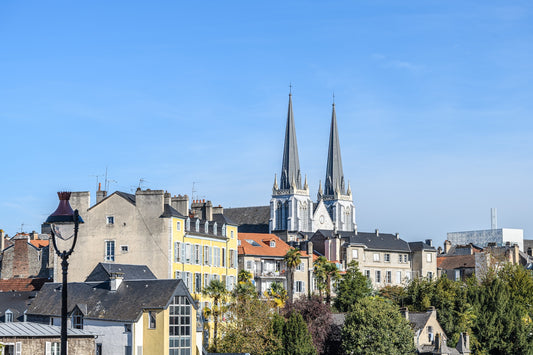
[284,248,302,302]
[265,281,288,310]
[238,269,253,284]
[314,256,339,304]
[323,261,340,305]
[202,279,228,351]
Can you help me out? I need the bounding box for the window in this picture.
[184,272,192,290]
[46,342,60,355]
[226,275,235,291]
[204,246,209,265]
[373,253,380,262]
[222,224,226,237]
[455,269,461,281]
[404,255,408,263]
[398,254,403,263]
[230,250,237,268]
[296,262,305,272]
[205,221,209,234]
[384,254,390,262]
[106,216,114,224]
[221,248,226,267]
[386,271,392,283]
[231,230,234,239]
[72,309,83,329]
[195,273,202,293]
[121,245,129,253]
[428,326,434,343]
[185,243,192,263]
[364,270,370,279]
[96,344,102,355]
[186,218,190,231]
[396,271,402,284]
[204,273,209,288]
[195,219,200,232]
[426,253,432,263]
[169,296,192,354]
[194,245,201,264]
[352,249,358,259]
[295,281,305,293]
[427,271,434,281]
[174,242,181,262]
[105,241,115,261]
[175,271,181,279]
[269,240,276,247]
[148,311,156,329]
[405,271,412,281]
[176,221,181,231]
[375,270,381,283]
[5,310,13,323]
[213,222,218,235]
[124,324,132,333]
[214,247,220,267]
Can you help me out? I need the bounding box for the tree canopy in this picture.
[334,260,371,312]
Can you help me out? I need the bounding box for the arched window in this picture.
[276,201,283,230]
[195,219,200,232]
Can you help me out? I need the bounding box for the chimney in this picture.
[164,191,171,206]
[171,195,189,217]
[456,332,471,354]
[307,241,314,256]
[70,191,91,212]
[13,237,30,278]
[205,200,213,221]
[96,183,107,204]
[375,229,379,236]
[212,205,224,215]
[30,231,39,240]
[444,240,452,254]
[400,307,409,320]
[425,239,433,247]
[1,229,5,251]
[109,272,124,291]
[395,233,399,239]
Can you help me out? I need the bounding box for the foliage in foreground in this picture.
[334,260,371,312]
[341,297,415,355]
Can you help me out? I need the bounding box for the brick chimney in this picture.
[191,200,213,221]
[171,195,189,217]
[13,236,30,278]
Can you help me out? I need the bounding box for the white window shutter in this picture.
[46,342,52,355]
[15,342,22,355]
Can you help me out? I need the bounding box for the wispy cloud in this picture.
[372,53,422,72]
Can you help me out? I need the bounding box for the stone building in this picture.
[310,230,437,289]
[0,232,50,279]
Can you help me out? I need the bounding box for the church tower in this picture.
[270,92,313,237]
[317,102,356,232]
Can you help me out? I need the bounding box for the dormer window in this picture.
[205,221,209,234]
[222,224,226,237]
[213,222,218,235]
[195,219,200,232]
[72,309,83,329]
[186,218,190,231]
[270,240,276,248]
[5,310,13,323]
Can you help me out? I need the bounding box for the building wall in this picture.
[143,309,168,355]
[411,250,437,280]
[0,239,48,279]
[64,190,171,282]
[447,228,524,251]
[0,336,94,355]
[349,247,411,289]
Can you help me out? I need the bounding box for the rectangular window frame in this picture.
[105,240,115,262]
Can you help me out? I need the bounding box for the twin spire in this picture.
[277,92,348,197]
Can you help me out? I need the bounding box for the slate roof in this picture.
[0,291,36,322]
[212,213,236,226]
[160,204,186,218]
[27,279,196,322]
[238,233,310,258]
[437,255,476,270]
[84,263,156,282]
[313,230,411,252]
[115,191,136,205]
[0,322,94,337]
[409,241,436,252]
[409,312,432,332]
[224,206,270,233]
[0,278,50,292]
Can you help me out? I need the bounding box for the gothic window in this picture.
[276,201,283,230]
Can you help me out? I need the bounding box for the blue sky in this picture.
[1,1,532,247]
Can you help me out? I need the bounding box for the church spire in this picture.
[280,92,302,190]
[324,102,345,196]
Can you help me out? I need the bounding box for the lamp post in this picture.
[45,192,83,355]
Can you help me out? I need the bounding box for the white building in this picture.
[447,228,523,251]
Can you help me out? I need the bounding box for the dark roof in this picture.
[84,263,156,282]
[313,230,411,252]
[0,322,94,337]
[408,312,432,332]
[224,206,270,233]
[115,191,136,205]
[437,255,476,270]
[0,291,36,322]
[212,213,236,226]
[27,279,196,322]
[160,204,186,218]
[409,241,436,252]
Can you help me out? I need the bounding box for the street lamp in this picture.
[45,192,84,355]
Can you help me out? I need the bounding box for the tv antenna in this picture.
[192,182,198,201]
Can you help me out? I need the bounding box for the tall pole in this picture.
[61,256,69,355]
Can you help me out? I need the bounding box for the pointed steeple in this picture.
[273,174,278,190]
[280,92,302,190]
[317,180,323,200]
[324,102,345,196]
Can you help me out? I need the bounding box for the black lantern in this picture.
[45,192,83,355]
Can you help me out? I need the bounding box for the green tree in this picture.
[284,248,302,302]
[238,269,253,284]
[266,281,288,310]
[282,312,317,355]
[341,297,415,355]
[313,256,328,299]
[314,256,339,305]
[218,295,283,355]
[202,279,228,351]
[334,260,371,312]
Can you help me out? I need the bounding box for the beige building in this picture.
[238,233,314,298]
[57,188,239,302]
[309,230,437,289]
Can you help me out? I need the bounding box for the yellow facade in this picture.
[171,217,239,306]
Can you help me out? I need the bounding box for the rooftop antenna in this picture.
[192,182,198,201]
[289,82,292,95]
[491,208,497,230]
[89,174,101,192]
[138,178,147,189]
[20,223,25,233]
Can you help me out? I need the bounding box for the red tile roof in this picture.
[29,239,49,248]
[238,233,310,258]
[0,278,50,292]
